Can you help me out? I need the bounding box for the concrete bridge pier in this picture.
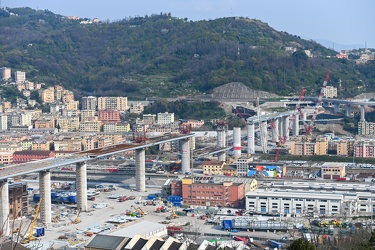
[39,170,51,225]
[217,152,226,161]
[278,117,284,138]
[360,105,366,122]
[293,114,299,136]
[76,162,88,212]
[283,116,290,141]
[334,103,340,113]
[272,119,279,143]
[0,180,10,236]
[345,105,352,117]
[135,148,146,192]
[247,123,255,154]
[181,139,191,174]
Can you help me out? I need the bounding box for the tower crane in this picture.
[305,70,330,135]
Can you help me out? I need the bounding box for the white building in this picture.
[245,189,359,216]
[157,112,174,125]
[15,71,26,83]
[323,86,338,98]
[0,114,7,131]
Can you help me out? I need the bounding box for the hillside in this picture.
[0,7,374,99]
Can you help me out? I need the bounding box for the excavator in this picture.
[167,205,178,220]
[21,198,42,244]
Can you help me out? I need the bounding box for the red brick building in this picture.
[12,150,55,163]
[181,178,245,208]
[9,182,29,218]
[98,110,121,123]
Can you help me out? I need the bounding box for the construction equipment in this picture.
[72,209,81,224]
[167,205,178,220]
[305,70,331,135]
[21,198,42,244]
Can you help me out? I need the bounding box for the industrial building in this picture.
[245,189,357,216]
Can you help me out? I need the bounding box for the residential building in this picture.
[31,140,51,151]
[354,140,375,158]
[12,150,54,163]
[233,157,253,176]
[180,119,205,129]
[14,71,26,83]
[97,97,127,111]
[143,114,156,125]
[82,96,97,110]
[0,67,11,80]
[129,102,144,114]
[202,160,226,175]
[0,151,13,164]
[80,110,97,122]
[314,136,328,155]
[34,119,55,129]
[157,112,174,125]
[82,136,98,151]
[9,182,29,218]
[290,140,315,155]
[62,90,74,103]
[53,138,82,151]
[55,117,80,132]
[79,120,102,132]
[0,114,7,131]
[40,87,55,103]
[64,100,79,111]
[98,110,121,123]
[358,121,375,136]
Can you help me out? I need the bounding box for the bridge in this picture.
[0,133,201,234]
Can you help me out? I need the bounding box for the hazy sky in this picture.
[3,0,374,49]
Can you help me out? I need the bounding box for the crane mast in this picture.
[306,70,330,135]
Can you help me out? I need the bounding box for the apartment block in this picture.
[202,160,226,175]
[79,120,102,132]
[157,112,174,125]
[358,121,375,136]
[82,96,97,110]
[0,67,11,80]
[323,86,338,98]
[55,117,80,132]
[98,110,121,123]
[14,71,26,83]
[97,97,127,111]
[143,114,156,125]
[40,87,55,104]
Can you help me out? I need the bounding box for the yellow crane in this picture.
[22,198,42,244]
[72,208,81,224]
[167,205,178,220]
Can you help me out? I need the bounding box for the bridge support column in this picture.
[76,162,88,212]
[0,180,9,236]
[247,123,255,154]
[135,148,146,192]
[283,116,290,141]
[39,170,51,225]
[293,114,299,136]
[272,119,279,143]
[278,117,284,138]
[360,105,365,122]
[345,105,352,117]
[217,152,226,161]
[181,139,191,174]
[334,103,340,113]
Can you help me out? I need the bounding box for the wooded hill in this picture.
[0,7,374,99]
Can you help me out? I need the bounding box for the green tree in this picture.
[287,238,316,250]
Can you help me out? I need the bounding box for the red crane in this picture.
[305,70,330,135]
